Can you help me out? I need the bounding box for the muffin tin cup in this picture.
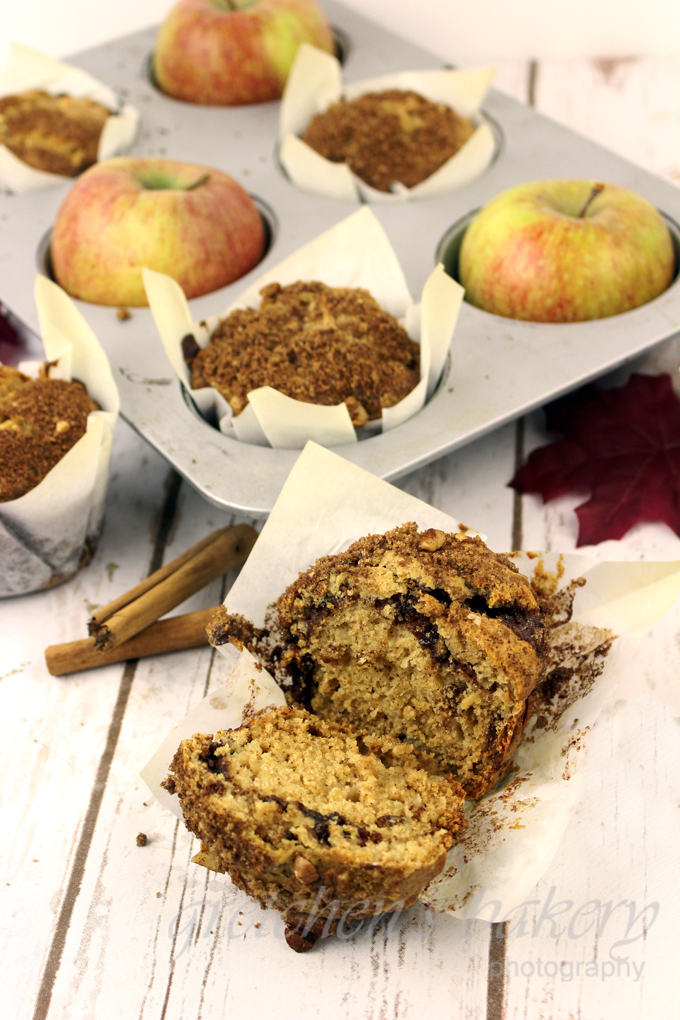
[140,441,680,921]
[3,0,680,517]
[143,206,463,450]
[0,42,140,193]
[0,277,119,597]
[278,44,497,202]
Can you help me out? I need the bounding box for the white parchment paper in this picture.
[0,43,139,193]
[278,44,496,202]
[143,206,463,449]
[0,276,120,597]
[142,442,680,919]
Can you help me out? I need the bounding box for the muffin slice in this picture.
[164,706,465,951]
[211,523,547,798]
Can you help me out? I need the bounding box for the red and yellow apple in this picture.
[50,157,265,306]
[458,179,675,323]
[153,0,334,106]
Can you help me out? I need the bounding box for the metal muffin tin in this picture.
[1,0,680,517]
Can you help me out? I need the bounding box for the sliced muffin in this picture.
[211,523,547,798]
[164,706,465,951]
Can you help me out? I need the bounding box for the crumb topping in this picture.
[0,365,99,502]
[302,89,476,192]
[0,89,110,176]
[188,281,420,426]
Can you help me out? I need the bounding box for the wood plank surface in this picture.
[499,695,680,1020]
[501,54,680,1020]
[532,55,680,183]
[1,422,175,1019]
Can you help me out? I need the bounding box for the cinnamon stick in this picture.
[88,528,223,633]
[46,608,215,676]
[89,523,257,652]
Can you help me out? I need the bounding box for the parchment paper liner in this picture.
[143,206,463,450]
[0,276,120,597]
[0,42,140,193]
[278,44,496,203]
[142,442,680,923]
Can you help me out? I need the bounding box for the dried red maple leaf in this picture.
[510,373,680,546]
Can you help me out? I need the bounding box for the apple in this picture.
[458,179,676,323]
[153,0,335,106]
[50,157,265,307]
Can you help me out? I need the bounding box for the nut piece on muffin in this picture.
[164,706,465,951]
[0,90,110,176]
[210,523,547,798]
[186,280,420,426]
[302,90,476,192]
[0,365,99,502]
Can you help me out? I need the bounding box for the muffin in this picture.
[163,706,465,951]
[0,365,100,502]
[210,523,547,798]
[0,89,110,176]
[186,280,420,426]
[302,89,476,192]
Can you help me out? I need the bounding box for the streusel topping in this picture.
[302,89,476,192]
[188,281,420,426]
[0,90,110,176]
[0,365,99,501]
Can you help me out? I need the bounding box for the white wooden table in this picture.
[3,52,680,1020]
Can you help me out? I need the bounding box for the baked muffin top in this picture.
[0,365,99,502]
[0,89,110,176]
[276,523,541,624]
[274,521,546,696]
[187,280,420,426]
[302,89,476,192]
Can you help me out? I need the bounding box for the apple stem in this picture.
[185,172,211,191]
[578,182,605,218]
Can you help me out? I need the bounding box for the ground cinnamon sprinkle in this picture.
[188,281,420,426]
[0,90,110,176]
[0,366,99,502]
[302,89,476,192]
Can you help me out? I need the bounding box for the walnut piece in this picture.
[294,855,319,884]
[418,529,446,552]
